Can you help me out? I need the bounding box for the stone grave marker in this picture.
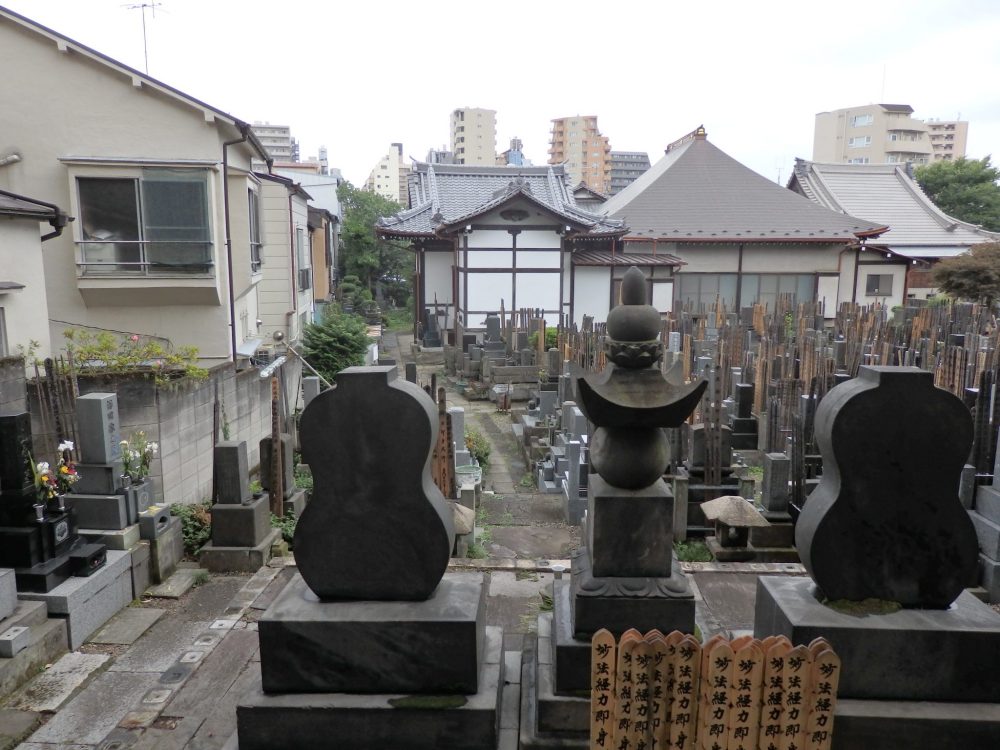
[76,393,122,464]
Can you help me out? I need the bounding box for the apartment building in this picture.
[449,108,497,166]
[926,119,969,161]
[609,151,651,195]
[251,122,299,162]
[548,116,611,194]
[814,104,968,166]
[365,143,410,207]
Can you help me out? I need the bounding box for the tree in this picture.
[915,156,1000,231]
[302,306,371,383]
[931,241,1000,305]
[337,182,412,306]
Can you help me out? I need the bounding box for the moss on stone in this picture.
[388,695,468,710]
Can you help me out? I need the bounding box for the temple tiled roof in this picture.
[788,159,1000,259]
[376,163,626,238]
[600,133,885,242]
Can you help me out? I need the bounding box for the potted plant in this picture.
[120,431,158,520]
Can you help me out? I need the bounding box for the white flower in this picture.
[148,442,159,455]
[36,461,50,472]
[58,440,74,452]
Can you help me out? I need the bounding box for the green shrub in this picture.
[673,539,713,563]
[170,501,212,557]
[464,428,491,470]
[271,511,297,549]
[528,329,558,350]
[302,306,371,383]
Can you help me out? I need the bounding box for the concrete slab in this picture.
[25,670,159,745]
[108,618,213,674]
[488,571,553,598]
[692,571,759,631]
[5,652,110,713]
[488,525,577,559]
[0,708,41,750]
[163,629,259,720]
[88,607,165,645]
[0,602,68,701]
[183,656,261,749]
[146,569,199,599]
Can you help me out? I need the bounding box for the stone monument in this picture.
[237,366,504,749]
[524,267,707,744]
[755,366,1000,747]
[199,441,279,573]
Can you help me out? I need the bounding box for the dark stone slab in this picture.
[734,383,754,418]
[71,493,129,530]
[239,626,502,750]
[569,548,694,639]
[11,552,74,593]
[259,434,295,500]
[796,367,978,608]
[212,495,270,548]
[587,476,674,577]
[0,412,34,496]
[259,572,485,694]
[761,453,790,512]
[832,699,1000,750]
[754,576,1000,702]
[295,366,454,601]
[213,441,250,504]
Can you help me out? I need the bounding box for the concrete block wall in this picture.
[27,358,302,506]
[0,357,27,412]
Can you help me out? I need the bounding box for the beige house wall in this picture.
[0,221,52,357]
[0,14,263,365]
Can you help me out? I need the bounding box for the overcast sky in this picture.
[5,0,999,187]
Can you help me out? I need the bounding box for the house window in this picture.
[740,274,815,310]
[851,114,874,127]
[866,274,893,296]
[849,157,870,164]
[675,274,738,310]
[249,189,262,273]
[848,136,871,148]
[77,169,211,275]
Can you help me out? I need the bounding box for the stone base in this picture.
[149,517,183,584]
[745,545,801,564]
[78,524,140,551]
[749,511,794,547]
[211,495,271,548]
[13,551,75,593]
[705,536,754,562]
[130,541,150,598]
[237,626,503,750]
[980,552,1000,603]
[588,476,674,578]
[72,493,130,530]
[754,576,1000,702]
[259,572,486,695]
[18,549,131,650]
[0,600,68,699]
[281,488,308,518]
[0,569,15,621]
[200,528,280,573]
[832,699,1000,749]
[519,629,587,750]
[569,548,694,640]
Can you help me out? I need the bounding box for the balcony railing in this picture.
[77,240,213,276]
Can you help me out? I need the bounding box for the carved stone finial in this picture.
[605,266,663,368]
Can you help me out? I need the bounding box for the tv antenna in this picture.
[124,2,162,75]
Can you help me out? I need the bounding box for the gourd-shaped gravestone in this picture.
[795,366,978,608]
[294,366,455,600]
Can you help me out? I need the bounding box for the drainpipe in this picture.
[735,242,744,309]
[222,124,251,364]
[2,190,73,241]
[851,247,862,303]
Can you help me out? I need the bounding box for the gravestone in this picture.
[755,366,1000,748]
[76,393,122,464]
[201,441,276,572]
[484,314,501,342]
[525,268,707,746]
[259,434,295,499]
[302,376,321,407]
[238,366,501,749]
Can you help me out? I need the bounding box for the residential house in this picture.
[788,159,1000,299]
[600,128,907,316]
[376,163,626,335]
[0,7,274,366]
[0,188,71,356]
[254,173,314,360]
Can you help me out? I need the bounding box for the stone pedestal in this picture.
[71,493,130,530]
[0,568,15,622]
[149,516,183,584]
[755,575,1000,748]
[239,572,500,750]
[587,476,674,577]
[210,495,270,548]
[282,487,308,518]
[19,549,131,649]
[200,528,280,574]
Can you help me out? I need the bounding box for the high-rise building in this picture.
[449,107,497,165]
[251,122,299,161]
[813,104,968,166]
[548,116,611,193]
[365,143,410,207]
[497,137,530,167]
[609,151,651,195]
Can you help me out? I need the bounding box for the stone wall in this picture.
[28,358,302,505]
[0,357,27,413]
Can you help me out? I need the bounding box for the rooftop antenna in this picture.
[124,2,161,75]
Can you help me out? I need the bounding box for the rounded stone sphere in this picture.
[606,267,661,342]
[590,426,669,489]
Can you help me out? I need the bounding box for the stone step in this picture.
[4,651,110,713]
[0,708,40,750]
[970,510,1000,560]
[980,553,1000,604]
[0,604,68,701]
[974,484,1000,525]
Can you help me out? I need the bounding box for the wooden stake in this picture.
[591,629,617,750]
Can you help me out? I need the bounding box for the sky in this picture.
[4,0,1000,186]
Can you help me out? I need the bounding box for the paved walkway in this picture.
[0,329,798,749]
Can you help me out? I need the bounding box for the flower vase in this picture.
[47,494,68,514]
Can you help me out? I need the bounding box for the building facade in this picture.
[449,108,497,166]
[365,143,410,206]
[814,104,968,166]
[609,151,651,195]
[251,123,299,162]
[548,116,611,194]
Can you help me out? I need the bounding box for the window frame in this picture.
[865,273,893,296]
